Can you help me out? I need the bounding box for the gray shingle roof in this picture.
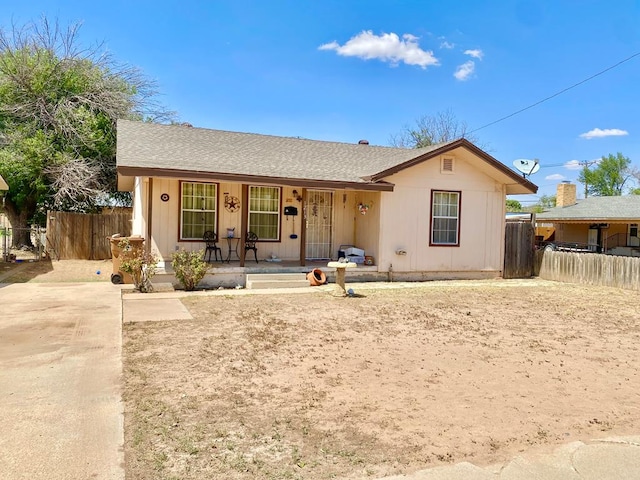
[537,196,640,221]
[116,120,535,193]
[117,120,449,184]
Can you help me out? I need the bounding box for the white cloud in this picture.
[579,128,629,139]
[564,160,582,170]
[564,159,600,170]
[318,31,439,69]
[454,60,475,81]
[440,40,455,49]
[545,174,565,181]
[318,41,339,51]
[464,49,484,60]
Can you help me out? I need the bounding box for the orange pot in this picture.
[307,269,326,286]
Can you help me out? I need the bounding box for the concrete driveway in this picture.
[0,283,124,480]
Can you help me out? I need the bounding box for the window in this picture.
[249,186,280,240]
[430,190,460,246]
[180,182,217,240]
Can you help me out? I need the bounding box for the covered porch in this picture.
[131,175,383,270]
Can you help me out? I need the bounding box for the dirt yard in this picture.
[124,280,640,480]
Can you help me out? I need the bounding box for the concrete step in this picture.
[245,273,310,289]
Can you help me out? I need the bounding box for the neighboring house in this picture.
[116,120,537,279]
[537,182,640,256]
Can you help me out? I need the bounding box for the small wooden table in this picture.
[327,261,356,296]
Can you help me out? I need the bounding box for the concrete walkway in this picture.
[377,437,640,479]
[0,282,124,480]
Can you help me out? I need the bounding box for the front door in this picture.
[305,191,333,259]
[588,228,598,251]
[628,224,639,246]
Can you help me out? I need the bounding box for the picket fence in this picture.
[538,250,640,291]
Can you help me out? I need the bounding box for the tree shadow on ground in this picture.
[0,259,54,285]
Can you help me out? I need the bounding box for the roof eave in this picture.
[537,217,640,223]
[117,166,395,192]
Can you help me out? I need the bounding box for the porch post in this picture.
[299,188,306,266]
[146,177,153,254]
[240,184,248,267]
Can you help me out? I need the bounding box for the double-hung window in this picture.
[430,190,460,246]
[180,182,217,240]
[248,186,280,240]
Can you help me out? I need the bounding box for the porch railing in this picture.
[604,232,640,250]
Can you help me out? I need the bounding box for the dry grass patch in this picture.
[123,281,640,479]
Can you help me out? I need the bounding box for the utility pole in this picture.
[580,159,599,197]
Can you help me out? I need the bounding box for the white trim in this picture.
[180,181,217,240]
[431,191,460,245]
[248,185,281,241]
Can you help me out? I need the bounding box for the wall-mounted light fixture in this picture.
[292,189,303,202]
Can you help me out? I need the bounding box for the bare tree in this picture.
[390,109,481,149]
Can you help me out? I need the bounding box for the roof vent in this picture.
[441,157,454,173]
[358,139,369,145]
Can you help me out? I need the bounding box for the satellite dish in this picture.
[513,159,540,178]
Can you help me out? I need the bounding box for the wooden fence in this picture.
[503,221,535,279]
[538,251,640,290]
[46,211,132,260]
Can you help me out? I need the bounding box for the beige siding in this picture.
[142,147,511,273]
[353,191,380,261]
[149,180,313,261]
[378,153,505,273]
[332,190,357,257]
[149,178,181,258]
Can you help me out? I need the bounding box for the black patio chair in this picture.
[203,230,222,262]
[245,231,259,263]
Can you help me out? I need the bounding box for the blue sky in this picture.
[3,0,640,205]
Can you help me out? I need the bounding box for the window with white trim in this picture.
[248,186,280,240]
[180,182,217,240]
[431,190,460,245]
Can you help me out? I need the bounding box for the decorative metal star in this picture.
[225,195,240,212]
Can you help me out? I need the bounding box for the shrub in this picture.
[171,248,209,291]
[118,238,158,293]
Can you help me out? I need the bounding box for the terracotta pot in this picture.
[307,268,326,286]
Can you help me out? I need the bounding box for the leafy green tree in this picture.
[527,194,556,213]
[577,153,633,196]
[390,109,480,148]
[0,18,172,245]
[506,199,522,212]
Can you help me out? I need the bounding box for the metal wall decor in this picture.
[224,194,240,213]
[160,193,170,202]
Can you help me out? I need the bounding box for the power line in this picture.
[469,51,640,134]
